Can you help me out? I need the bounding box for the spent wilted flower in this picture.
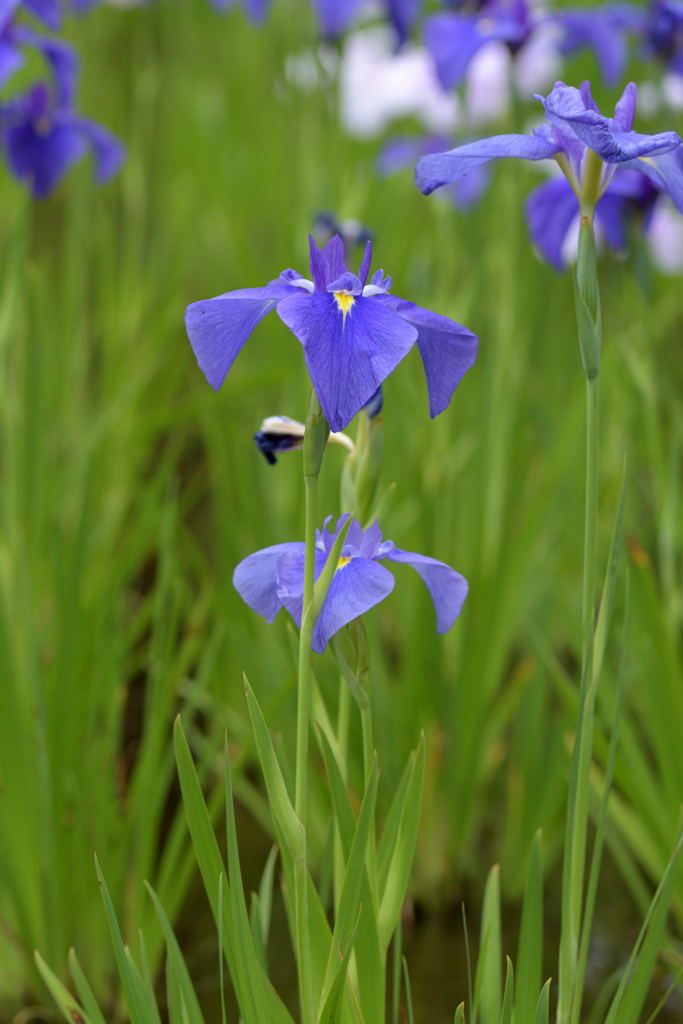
[253,414,354,465]
[233,514,468,653]
[185,234,478,432]
[416,81,683,215]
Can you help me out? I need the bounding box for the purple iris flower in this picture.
[525,166,670,271]
[0,6,75,89]
[416,81,683,212]
[0,0,62,32]
[2,79,124,197]
[185,234,478,433]
[233,515,469,653]
[549,4,644,87]
[643,0,683,74]
[385,0,422,46]
[380,133,491,209]
[424,0,534,91]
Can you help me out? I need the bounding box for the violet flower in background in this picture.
[380,133,491,208]
[233,514,468,653]
[185,234,478,432]
[549,3,643,86]
[1,79,124,197]
[643,0,683,74]
[525,165,674,271]
[424,0,534,91]
[416,81,683,214]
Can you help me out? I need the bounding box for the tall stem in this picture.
[557,215,602,1024]
[293,390,328,1024]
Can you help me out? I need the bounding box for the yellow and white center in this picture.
[333,291,355,324]
[336,555,351,571]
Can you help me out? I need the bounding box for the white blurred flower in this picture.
[339,26,459,138]
[465,41,511,126]
[648,201,683,274]
[514,22,562,98]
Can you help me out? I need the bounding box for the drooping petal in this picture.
[74,116,125,182]
[233,542,305,623]
[629,147,683,212]
[379,296,478,416]
[185,280,294,391]
[383,547,468,633]
[277,291,417,431]
[311,557,395,653]
[416,134,561,195]
[594,190,631,252]
[524,177,579,272]
[12,27,79,106]
[275,544,327,627]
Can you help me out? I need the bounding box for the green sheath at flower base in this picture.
[574,217,602,380]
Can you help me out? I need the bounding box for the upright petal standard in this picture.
[185,234,478,432]
[233,515,469,653]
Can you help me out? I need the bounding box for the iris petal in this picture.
[311,557,395,653]
[277,291,417,432]
[233,542,305,623]
[383,546,468,633]
[416,134,561,195]
[185,280,294,391]
[379,296,478,416]
[525,178,579,272]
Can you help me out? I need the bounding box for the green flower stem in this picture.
[558,214,602,1024]
[294,389,328,1024]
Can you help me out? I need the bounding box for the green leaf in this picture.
[454,1005,466,1024]
[315,906,363,1024]
[514,833,543,1024]
[243,678,305,863]
[67,950,108,1024]
[499,958,513,1024]
[534,980,551,1024]
[320,763,378,1010]
[474,865,502,1024]
[145,882,206,1024]
[34,951,94,1024]
[377,736,425,951]
[94,856,161,1024]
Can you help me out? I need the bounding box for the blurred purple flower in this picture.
[233,514,469,653]
[549,3,643,86]
[185,234,478,432]
[380,133,491,208]
[1,78,124,197]
[525,167,666,271]
[416,81,683,211]
[424,0,533,91]
[0,0,62,31]
[643,0,683,73]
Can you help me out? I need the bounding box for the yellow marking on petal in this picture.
[334,291,355,325]
[336,556,351,571]
[638,156,655,168]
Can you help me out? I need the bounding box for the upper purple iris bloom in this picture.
[416,81,683,212]
[185,234,478,433]
[233,514,469,653]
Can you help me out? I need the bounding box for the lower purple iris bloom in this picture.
[185,234,478,433]
[233,515,469,653]
[525,165,673,271]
